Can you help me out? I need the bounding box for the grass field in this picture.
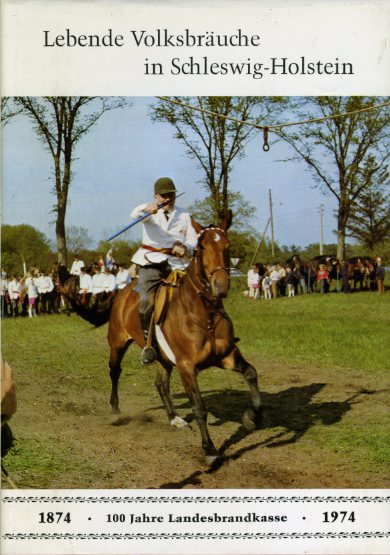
[2,287,389,489]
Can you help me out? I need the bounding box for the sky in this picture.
[2,97,339,251]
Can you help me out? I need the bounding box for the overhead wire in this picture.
[155,96,390,151]
[155,96,390,132]
[154,95,388,244]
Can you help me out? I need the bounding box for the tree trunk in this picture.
[56,212,67,265]
[337,208,348,260]
[56,178,69,266]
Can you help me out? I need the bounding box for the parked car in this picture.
[230,268,243,277]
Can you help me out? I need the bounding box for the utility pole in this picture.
[248,217,271,269]
[319,203,324,255]
[269,189,275,257]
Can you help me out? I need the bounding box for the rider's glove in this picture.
[172,242,187,258]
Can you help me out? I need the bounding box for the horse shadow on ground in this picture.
[152,383,380,488]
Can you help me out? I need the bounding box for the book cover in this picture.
[1,1,389,554]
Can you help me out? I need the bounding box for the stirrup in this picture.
[141,346,156,365]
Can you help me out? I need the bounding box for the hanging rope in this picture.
[155,96,390,151]
[263,127,270,152]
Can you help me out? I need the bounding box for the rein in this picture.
[185,256,228,302]
[142,244,174,256]
[180,227,230,350]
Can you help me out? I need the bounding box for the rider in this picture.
[131,177,198,364]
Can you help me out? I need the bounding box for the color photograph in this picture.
[1,1,389,554]
[2,95,389,490]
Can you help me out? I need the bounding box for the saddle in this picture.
[154,270,186,326]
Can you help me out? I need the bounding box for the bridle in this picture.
[186,226,229,301]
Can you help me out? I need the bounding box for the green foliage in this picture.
[225,230,285,270]
[281,97,390,259]
[299,243,338,259]
[1,224,53,275]
[190,190,257,233]
[346,158,390,252]
[228,230,257,263]
[96,240,139,268]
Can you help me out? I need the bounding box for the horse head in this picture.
[191,211,232,299]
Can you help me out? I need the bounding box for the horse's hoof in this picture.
[205,454,219,466]
[111,408,121,415]
[242,408,261,431]
[170,416,189,429]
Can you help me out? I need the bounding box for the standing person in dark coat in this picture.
[285,266,296,297]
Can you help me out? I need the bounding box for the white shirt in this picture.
[92,272,106,295]
[8,280,21,300]
[104,272,117,293]
[115,269,131,289]
[25,277,38,299]
[130,204,198,267]
[270,269,280,282]
[79,273,93,294]
[247,269,256,287]
[1,278,8,295]
[36,275,54,294]
[70,259,84,276]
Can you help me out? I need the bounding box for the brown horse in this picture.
[61,214,262,463]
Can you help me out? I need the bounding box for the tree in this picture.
[96,239,139,268]
[228,230,257,268]
[152,96,285,222]
[1,98,22,127]
[300,243,338,260]
[346,158,390,253]
[66,225,94,254]
[1,224,53,275]
[190,190,257,233]
[280,97,390,259]
[14,96,127,265]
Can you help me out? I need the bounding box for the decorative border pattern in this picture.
[2,495,389,504]
[3,531,389,541]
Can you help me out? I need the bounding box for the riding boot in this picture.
[140,313,156,364]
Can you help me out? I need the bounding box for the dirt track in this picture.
[5,354,388,490]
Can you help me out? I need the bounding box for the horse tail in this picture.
[68,293,115,327]
[59,273,114,327]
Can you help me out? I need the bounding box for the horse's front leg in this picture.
[155,361,188,428]
[222,346,263,431]
[178,364,218,464]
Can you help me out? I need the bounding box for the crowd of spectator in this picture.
[0,251,135,319]
[1,252,386,318]
[246,257,386,300]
